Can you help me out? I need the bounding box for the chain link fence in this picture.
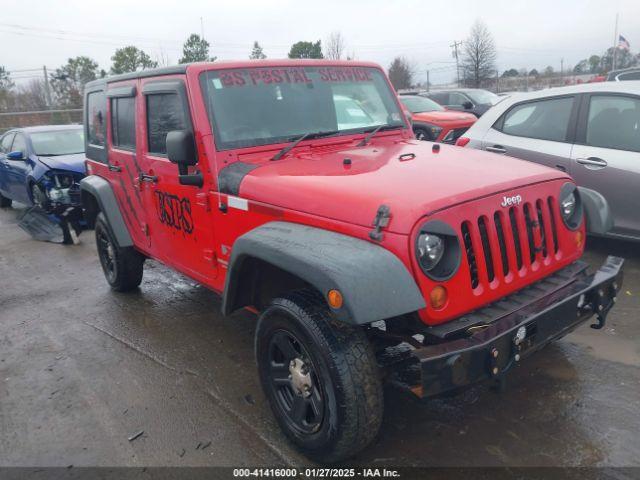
[0,109,82,135]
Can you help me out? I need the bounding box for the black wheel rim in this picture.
[267,330,325,435]
[97,227,117,283]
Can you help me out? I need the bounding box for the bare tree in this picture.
[462,20,497,87]
[15,80,49,111]
[325,31,346,60]
[388,57,414,90]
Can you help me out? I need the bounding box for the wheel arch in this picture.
[222,221,425,325]
[80,175,133,247]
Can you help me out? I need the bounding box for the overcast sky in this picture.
[2,0,639,85]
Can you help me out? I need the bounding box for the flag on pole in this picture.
[618,35,630,50]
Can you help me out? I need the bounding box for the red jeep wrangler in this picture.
[80,60,623,462]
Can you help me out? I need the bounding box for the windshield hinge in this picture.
[369,204,391,241]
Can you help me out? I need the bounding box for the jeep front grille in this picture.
[461,196,560,290]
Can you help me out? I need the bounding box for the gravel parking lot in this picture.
[1,204,639,467]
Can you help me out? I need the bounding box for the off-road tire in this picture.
[0,192,12,208]
[94,212,144,292]
[255,289,383,463]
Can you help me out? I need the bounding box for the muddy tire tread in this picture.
[95,212,144,292]
[257,289,383,463]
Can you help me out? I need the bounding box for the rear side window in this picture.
[499,97,574,142]
[87,91,106,147]
[586,95,640,152]
[111,97,136,150]
[147,93,186,155]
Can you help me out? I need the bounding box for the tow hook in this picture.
[590,283,617,330]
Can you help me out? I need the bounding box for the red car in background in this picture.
[400,94,476,143]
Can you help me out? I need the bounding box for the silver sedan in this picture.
[458,81,640,241]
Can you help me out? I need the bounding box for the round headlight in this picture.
[561,192,576,220]
[417,233,445,271]
[559,183,583,230]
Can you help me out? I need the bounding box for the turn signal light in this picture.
[430,285,448,310]
[575,230,584,248]
[327,289,343,309]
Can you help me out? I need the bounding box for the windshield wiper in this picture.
[357,124,402,147]
[271,130,339,161]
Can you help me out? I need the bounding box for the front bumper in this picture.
[405,256,624,398]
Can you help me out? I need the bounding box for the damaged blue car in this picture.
[0,125,86,242]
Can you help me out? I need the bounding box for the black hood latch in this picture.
[369,204,391,241]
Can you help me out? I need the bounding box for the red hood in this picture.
[237,139,569,234]
[411,110,476,126]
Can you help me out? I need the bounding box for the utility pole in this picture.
[560,58,564,77]
[200,17,205,40]
[426,70,430,92]
[450,40,462,87]
[612,13,619,71]
[42,65,52,107]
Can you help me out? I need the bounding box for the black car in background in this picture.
[423,88,500,117]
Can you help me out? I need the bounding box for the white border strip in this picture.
[227,196,249,211]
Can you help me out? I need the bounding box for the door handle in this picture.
[108,164,121,172]
[486,145,506,154]
[555,164,567,172]
[576,157,607,168]
[139,173,158,183]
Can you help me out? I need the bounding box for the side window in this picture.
[449,92,467,106]
[0,133,15,153]
[11,134,27,155]
[499,97,574,142]
[87,91,106,147]
[430,93,448,105]
[111,96,136,150]
[146,93,186,155]
[618,71,640,81]
[586,95,640,152]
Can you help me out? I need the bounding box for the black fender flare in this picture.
[222,221,426,325]
[80,175,133,247]
[578,186,613,236]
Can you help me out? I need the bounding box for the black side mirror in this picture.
[166,130,203,187]
[463,101,473,110]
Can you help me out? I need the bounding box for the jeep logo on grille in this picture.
[501,194,522,207]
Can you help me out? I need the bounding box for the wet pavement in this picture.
[0,205,638,467]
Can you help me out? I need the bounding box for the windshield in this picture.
[200,66,405,150]
[400,96,444,113]
[466,90,499,105]
[31,129,84,156]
